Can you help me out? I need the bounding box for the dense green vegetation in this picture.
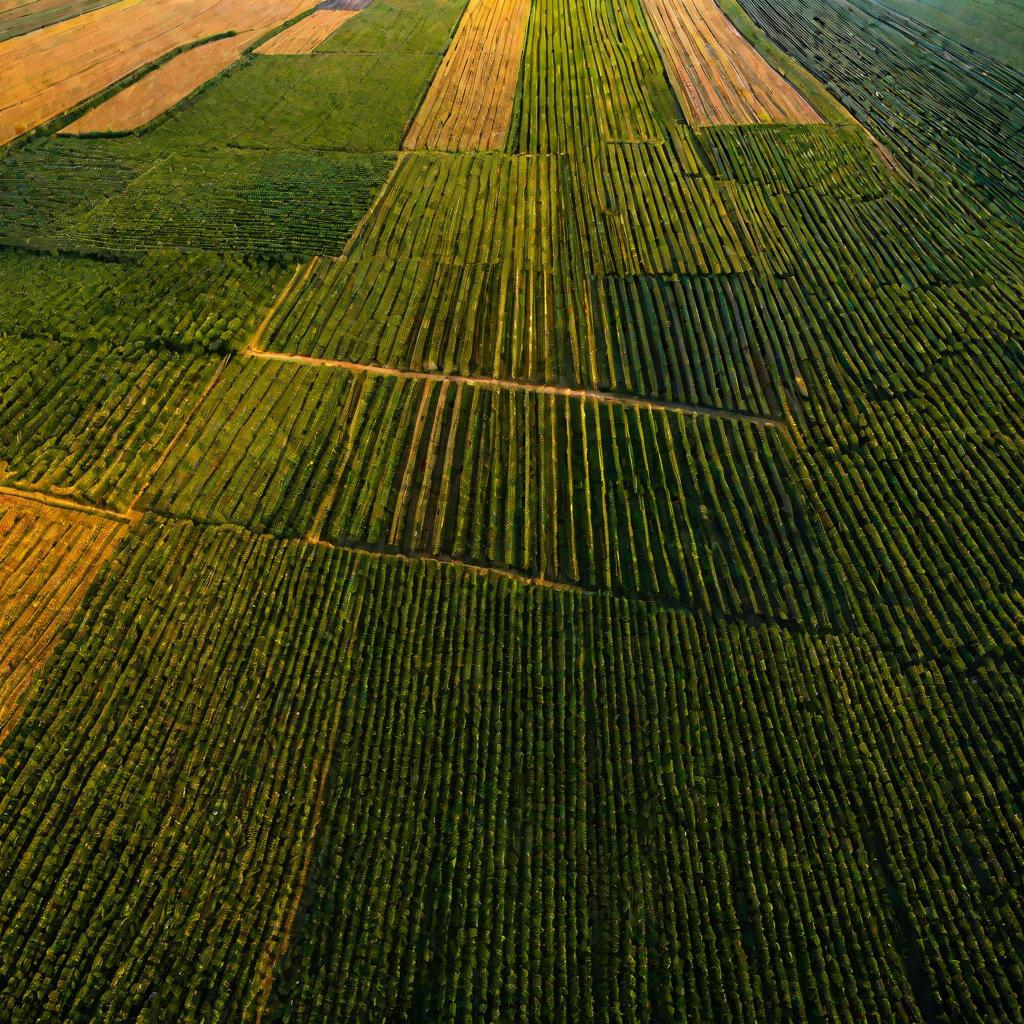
[870,0,1024,71]
[0,0,1022,1018]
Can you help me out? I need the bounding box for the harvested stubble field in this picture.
[641,0,823,124]
[0,0,313,146]
[62,31,259,133]
[0,0,1023,1019]
[403,0,532,150]
[255,9,356,53]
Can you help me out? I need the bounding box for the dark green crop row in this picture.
[141,358,821,617]
[0,518,1019,1022]
[0,335,220,509]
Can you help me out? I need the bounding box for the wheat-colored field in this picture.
[255,9,355,53]
[403,0,531,150]
[0,0,313,146]
[0,492,125,739]
[62,31,257,133]
[641,0,822,124]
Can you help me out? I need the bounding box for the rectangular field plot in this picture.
[49,150,394,259]
[262,564,1016,1023]
[640,0,823,125]
[403,0,531,150]
[0,336,221,510]
[150,52,439,151]
[263,150,789,412]
[142,358,835,622]
[0,492,125,738]
[61,31,257,134]
[0,520,369,1023]
[513,0,679,150]
[317,0,468,55]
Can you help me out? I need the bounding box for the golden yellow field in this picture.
[0,0,313,146]
[403,0,531,150]
[0,492,125,740]
[62,30,257,133]
[255,9,355,54]
[640,0,822,124]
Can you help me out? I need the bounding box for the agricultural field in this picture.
[0,0,1022,1019]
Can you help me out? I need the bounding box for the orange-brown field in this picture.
[255,9,355,54]
[62,30,257,133]
[0,492,125,740]
[0,0,313,147]
[640,0,822,124]
[402,0,531,150]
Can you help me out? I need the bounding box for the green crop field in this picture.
[0,0,1022,1018]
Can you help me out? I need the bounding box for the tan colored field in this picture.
[0,492,125,740]
[255,9,355,54]
[640,0,822,125]
[403,0,531,151]
[62,30,257,133]
[0,0,314,147]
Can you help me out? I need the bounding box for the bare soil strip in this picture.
[246,348,785,426]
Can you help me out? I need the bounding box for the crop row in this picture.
[736,0,1024,219]
[264,149,787,412]
[403,0,532,150]
[0,335,220,509]
[512,0,677,151]
[0,493,125,739]
[142,357,827,618]
[0,520,368,1023]
[267,553,1023,1023]
[1,517,1019,1021]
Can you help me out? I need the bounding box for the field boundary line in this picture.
[305,537,584,594]
[0,484,136,523]
[128,353,231,512]
[248,260,316,351]
[245,349,784,426]
[340,151,407,259]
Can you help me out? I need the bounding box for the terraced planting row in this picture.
[0,492,125,739]
[0,519,1019,1022]
[141,358,826,619]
